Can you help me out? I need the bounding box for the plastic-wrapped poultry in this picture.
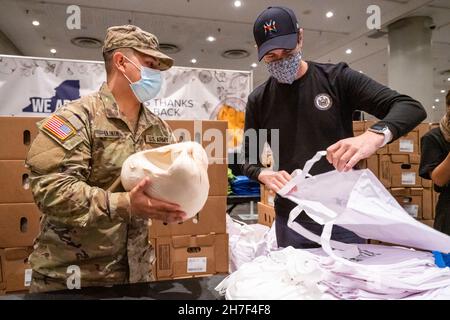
[121,141,209,219]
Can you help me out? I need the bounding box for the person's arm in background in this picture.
[420,133,450,188]
[327,65,427,172]
[240,96,291,193]
[431,153,450,187]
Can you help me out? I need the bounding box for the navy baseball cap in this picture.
[253,6,300,61]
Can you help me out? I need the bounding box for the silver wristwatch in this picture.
[367,124,393,147]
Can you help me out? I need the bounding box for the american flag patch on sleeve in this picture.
[42,115,76,141]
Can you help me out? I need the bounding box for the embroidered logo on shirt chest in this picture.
[314,93,333,111]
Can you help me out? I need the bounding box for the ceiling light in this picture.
[326,11,334,18]
[432,105,436,109]
[50,48,56,54]
[251,63,257,68]
[448,77,450,82]
[345,49,352,54]
[190,58,197,64]
[435,98,440,102]
[206,36,216,42]
[441,90,446,93]
[359,70,364,73]
[32,20,40,26]
[234,1,242,8]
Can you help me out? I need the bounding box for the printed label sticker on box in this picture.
[187,257,207,273]
[401,172,416,186]
[399,139,414,153]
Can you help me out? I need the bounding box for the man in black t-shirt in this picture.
[242,6,427,248]
[420,90,450,235]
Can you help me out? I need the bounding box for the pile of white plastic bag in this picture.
[226,215,277,272]
[216,244,450,300]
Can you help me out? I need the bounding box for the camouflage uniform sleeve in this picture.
[25,106,131,227]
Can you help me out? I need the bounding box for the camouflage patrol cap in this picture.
[103,25,174,70]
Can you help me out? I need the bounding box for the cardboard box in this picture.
[422,188,433,220]
[387,123,429,155]
[390,188,432,220]
[379,154,426,188]
[166,120,228,159]
[260,185,275,207]
[208,159,228,196]
[352,121,365,137]
[149,196,226,237]
[0,203,42,247]
[0,161,34,203]
[155,233,228,280]
[0,247,33,293]
[0,117,41,160]
[257,202,276,227]
[358,154,379,177]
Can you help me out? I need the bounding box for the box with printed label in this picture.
[257,202,276,227]
[0,117,42,160]
[0,161,33,203]
[387,123,429,155]
[379,154,427,188]
[149,196,226,237]
[389,188,432,220]
[166,120,228,159]
[0,203,42,247]
[0,247,33,293]
[155,233,228,280]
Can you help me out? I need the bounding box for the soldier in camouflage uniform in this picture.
[26,25,187,292]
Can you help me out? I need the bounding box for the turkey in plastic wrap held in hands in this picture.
[121,141,210,220]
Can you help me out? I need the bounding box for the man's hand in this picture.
[326,131,385,172]
[129,177,186,223]
[258,169,292,193]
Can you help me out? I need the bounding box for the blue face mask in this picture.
[122,56,162,103]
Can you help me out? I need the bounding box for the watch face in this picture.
[370,124,386,131]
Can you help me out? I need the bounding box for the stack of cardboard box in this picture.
[149,120,229,280]
[0,117,42,295]
[353,121,435,226]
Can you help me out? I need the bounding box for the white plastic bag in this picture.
[278,151,450,259]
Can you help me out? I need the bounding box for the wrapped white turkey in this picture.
[121,141,210,220]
